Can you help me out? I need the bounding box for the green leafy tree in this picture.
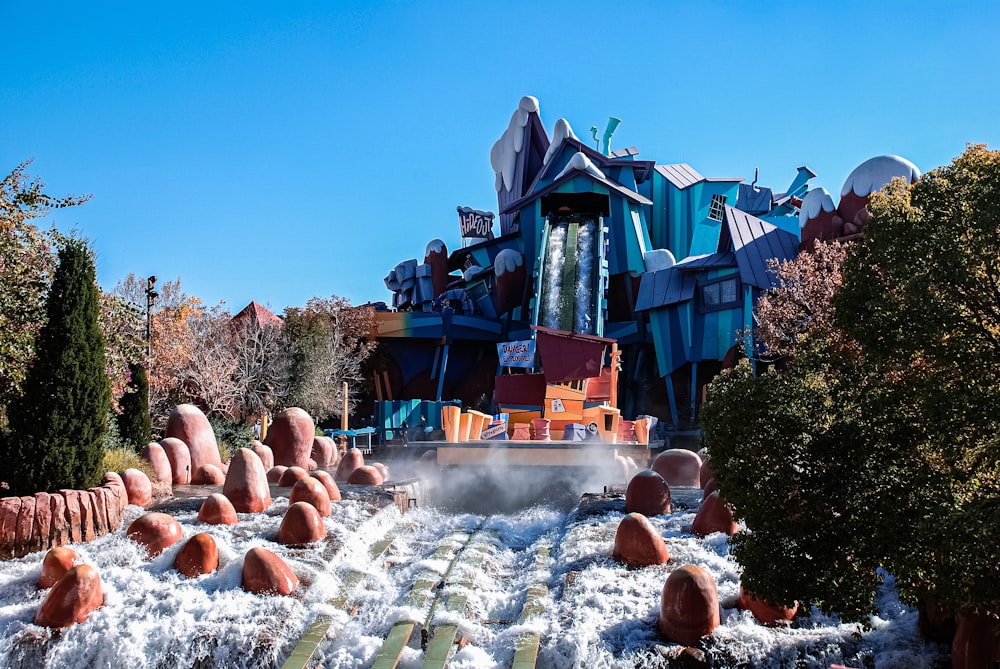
[2,239,111,494]
[837,144,1000,617]
[116,362,151,449]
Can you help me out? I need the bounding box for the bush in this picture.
[208,415,253,463]
[117,362,151,449]
[102,448,155,480]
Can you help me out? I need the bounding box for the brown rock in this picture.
[16,495,36,554]
[264,407,315,468]
[702,478,717,500]
[289,477,332,516]
[277,466,309,488]
[306,458,318,471]
[952,613,1000,669]
[0,497,23,560]
[122,469,153,507]
[371,462,390,482]
[222,448,272,513]
[34,564,104,628]
[737,584,798,625]
[612,512,670,568]
[194,464,225,486]
[60,490,82,543]
[625,470,672,516]
[126,512,184,558]
[87,489,108,539]
[173,533,219,578]
[48,494,68,547]
[266,465,287,483]
[347,465,383,486]
[242,547,298,596]
[651,449,703,488]
[166,404,222,482]
[198,493,239,525]
[658,564,720,646]
[252,442,274,470]
[335,448,365,482]
[691,492,738,538]
[32,493,52,553]
[142,442,173,483]
[310,436,334,468]
[38,547,79,589]
[310,471,341,502]
[277,501,327,547]
[160,437,191,484]
[699,458,714,489]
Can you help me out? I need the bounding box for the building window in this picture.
[708,194,726,222]
[700,275,741,312]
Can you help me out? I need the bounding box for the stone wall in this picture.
[0,473,128,560]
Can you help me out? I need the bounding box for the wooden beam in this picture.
[511,542,552,669]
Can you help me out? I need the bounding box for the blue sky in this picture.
[2,1,997,313]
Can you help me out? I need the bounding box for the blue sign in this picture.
[498,339,535,367]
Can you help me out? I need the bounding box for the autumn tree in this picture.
[0,160,89,420]
[231,317,290,419]
[283,296,375,422]
[2,239,111,494]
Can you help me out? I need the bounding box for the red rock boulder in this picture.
[277,501,327,547]
[194,464,225,485]
[691,492,738,538]
[142,442,173,483]
[160,437,191,485]
[651,449,703,488]
[121,469,153,507]
[700,458,714,489]
[658,564,720,646]
[173,533,219,578]
[612,513,669,568]
[702,478,717,500]
[252,441,274,471]
[371,462,390,482]
[953,613,1000,669]
[166,404,222,483]
[310,471,342,502]
[222,448,272,513]
[289,477,332,516]
[126,512,184,558]
[264,407,315,468]
[277,466,309,487]
[737,584,798,625]
[198,493,239,525]
[335,448,365,482]
[242,547,299,596]
[38,547,78,589]
[625,470,672,516]
[347,465,383,486]
[310,436,335,468]
[34,564,104,628]
[267,465,288,483]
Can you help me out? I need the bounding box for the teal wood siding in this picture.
[689,182,741,256]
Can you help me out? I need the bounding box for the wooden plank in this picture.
[559,222,579,331]
[511,543,552,669]
[422,538,492,669]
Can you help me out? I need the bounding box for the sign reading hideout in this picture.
[498,339,534,367]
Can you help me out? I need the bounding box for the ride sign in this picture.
[498,339,535,368]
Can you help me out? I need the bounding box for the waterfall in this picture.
[541,224,566,329]
[574,219,595,334]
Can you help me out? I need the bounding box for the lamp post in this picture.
[145,275,158,359]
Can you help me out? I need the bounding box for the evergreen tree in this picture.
[4,239,111,494]
[116,362,151,449]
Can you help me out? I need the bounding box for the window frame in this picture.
[698,274,742,313]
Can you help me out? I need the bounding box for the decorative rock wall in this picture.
[0,473,129,560]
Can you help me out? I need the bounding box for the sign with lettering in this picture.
[457,206,495,239]
[481,422,508,440]
[550,398,566,413]
[498,339,535,368]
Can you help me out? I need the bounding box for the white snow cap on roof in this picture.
[494,248,523,275]
[555,152,606,182]
[425,239,446,256]
[841,155,921,198]
[798,188,836,229]
[490,96,540,193]
[643,249,676,272]
[543,118,578,166]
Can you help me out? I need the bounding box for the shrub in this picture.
[117,362,151,449]
[208,415,253,463]
[102,448,155,480]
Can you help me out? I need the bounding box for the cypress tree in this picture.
[5,239,111,494]
[117,362,151,449]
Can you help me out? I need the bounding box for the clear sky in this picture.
[2,1,997,314]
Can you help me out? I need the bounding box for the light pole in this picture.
[145,275,158,359]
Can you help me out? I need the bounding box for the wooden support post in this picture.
[435,344,450,402]
[690,362,698,424]
[665,374,679,428]
[342,381,349,431]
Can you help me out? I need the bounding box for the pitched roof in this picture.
[720,206,799,289]
[674,251,737,270]
[231,301,283,328]
[635,265,697,311]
